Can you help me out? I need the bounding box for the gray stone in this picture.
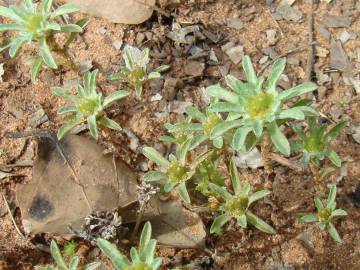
[29,108,49,128]
[225,45,244,64]
[323,15,352,28]
[227,18,244,30]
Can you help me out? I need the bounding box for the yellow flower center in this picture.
[203,113,221,136]
[225,196,249,217]
[125,263,151,270]
[78,98,98,116]
[246,92,274,120]
[128,65,147,86]
[26,15,43,33]
[318,208,332,223]
[166,160,189,183]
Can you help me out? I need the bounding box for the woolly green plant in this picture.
[53,69,129,140]
[35,240,100,270]
[292,117,345,167]
[206,56,318,156]
[97,222,162,270]
[0,0,83,80]
[108,45,169,96]
[298,185,347,243]
[210,158,275,235]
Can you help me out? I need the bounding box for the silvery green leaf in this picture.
[314,197,324,211]
[178,138,191,165]
[268,122,290,156]
[164,182,176,192]
[237,214,247,228]
[0,6,24,22]
[319,223,326,230]
[225,74,247,94]
[103,90,129,107]
[327,150,342,167]
[58,106,77,115]
[299,214,317,223]
[143,171,167,182]
[31,56,43,81]
[231,126,252,150]
[135,85,143,96]
[208,102,244,113]
[139,222,152,259]
[88,115,98,140]
[185,106,206,121]
[212,136,223,149]
[241,183,251,196]
[278,82,318,101]
[148,71,161,80]
[42,0,53,16]
[176,182,191,203]
[84,262,101,270]
[248,189,270,205]
[0,23,23,31]
[209,183,232,199]
[292,124,306,139]
[153,65,169,73]
[210,214,231,235]
[143,239,157,265]
[51,3,79,18]
[324,121,346,144]
[46,22,61,31]
[97,116,122,131]
[327,185,337,207]
[97,238,130,269]
[242,55,257,84]
[60,24,83,33]
[69,256,79,270]
[226,112,242,121]
[9,37,27,58]
[230,157,241,195]
[246,211,276,234]
[327,222,342,243]
[210,119,242,139]
[57,121,79,140]
[207,84,240,104]
[150,257,162,270]
[39,39,57,68]
[278,107,305,120]
[252,120,263,138]
[142,147,170,168]
[159,135,177,144]
[50,240,67,270]
[265,58,286,95]
[298,106,318,117]
[331,209,347,217]
[301,151,311,166]
[189,135,207,150]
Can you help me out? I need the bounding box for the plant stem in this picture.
[261,132,272,173]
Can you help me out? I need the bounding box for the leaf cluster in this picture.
[0,0,83,80]
[35,240,100,270]
[108,45,169,96]
[53,69,129,140]
[298,185,347,243]
[97,222,162,270]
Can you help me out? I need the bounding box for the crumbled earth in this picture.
[1,0,360,269]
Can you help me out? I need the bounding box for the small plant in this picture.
[108,45,169,96]
[298,185,347,243]
[53,69,129,140]
[206,56,318,170]
[35,240,100,270]
[292,117,345,168]
[195,150,225,196]
[162,106,227,149]
[0,0,83,80]
[63,240,78,257]
[209,158,275,235]
[97,221,162,270]
[142,142,210,203]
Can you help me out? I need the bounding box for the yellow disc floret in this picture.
[224,196,249,217]
[203,113,222,136]
[166,160,189,183]
[26,15,43,33]
[246,92,274,120]
[78,98,98,116]
[318,207,332,223]
[125,263,151,270]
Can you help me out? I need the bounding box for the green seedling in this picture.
[35,240,100,270]
[0,0,83,80]
[298,185,347,243]
[292,117,345,168]
[97,222,162,270]
[206,56,318,156]
[162,106,227,149]
[108,45,169,96]
[53,69,129,140]
[63,240,77,257]
[195,150,225,196]
[142,142,211,203]
[209,157,275,235]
